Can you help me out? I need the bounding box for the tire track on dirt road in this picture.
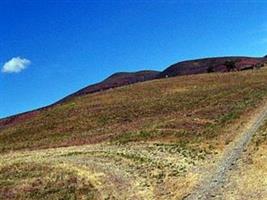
[184,103,267,200]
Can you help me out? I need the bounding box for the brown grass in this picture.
[0,161,99,200]
[1,68,267,199]
[1,68,267,152]
[0,142,215,199]
[218,119,267,200]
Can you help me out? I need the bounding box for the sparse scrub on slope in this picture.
[1,69,267,152]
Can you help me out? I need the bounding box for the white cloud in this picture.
[1,57,31,73]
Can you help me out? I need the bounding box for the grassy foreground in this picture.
[0,143,213,199]
[1,67,267,199]
[0,161,98,200]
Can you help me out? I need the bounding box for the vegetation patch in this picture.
[1,69,267,152]
[0,162,99,200]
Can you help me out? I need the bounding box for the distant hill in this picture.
[1,55,267,127]
[0,70,160,127]
[57,70,160,103]
[158,56,267,78]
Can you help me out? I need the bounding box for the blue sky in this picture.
[1,0,267,118]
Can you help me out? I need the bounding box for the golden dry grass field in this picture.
[1,67,267,199]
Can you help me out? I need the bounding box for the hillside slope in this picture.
[0,70,160,127]
[1,56,266,128]
[1,68,267,199]
[58,70,160,103]
[1,67,267,152]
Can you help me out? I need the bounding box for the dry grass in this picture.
[219,119,267,200]
[0,142,216,199]
[1,68,267,199]
[1,68,267,152]
[0,161,99,200]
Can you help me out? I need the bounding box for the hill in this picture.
[58,70,160,103]
[1,56,267,128]
[1,67,267,152]
[1,67,267,199]
[0,70,160,127]
[158,56,266,78]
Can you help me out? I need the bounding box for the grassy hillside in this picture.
[1,68,267,152]
[1,67,267,199]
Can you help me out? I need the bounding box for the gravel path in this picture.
[184,105,267,200]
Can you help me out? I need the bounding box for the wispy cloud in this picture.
[1,57,31,73]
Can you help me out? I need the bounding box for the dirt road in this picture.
[184,104,267,200]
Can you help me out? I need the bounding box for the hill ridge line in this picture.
[1,55,266,121]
